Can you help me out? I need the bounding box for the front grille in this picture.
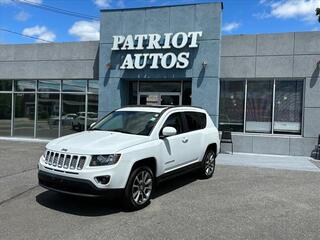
[44,151,87,170]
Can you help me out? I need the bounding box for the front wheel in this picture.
[123,166,154,210]
[199,149,216,179]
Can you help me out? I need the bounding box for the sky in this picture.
[1,0,320,44]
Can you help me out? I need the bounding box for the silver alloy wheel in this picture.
[205,152,215,176]
[132,170,153,205]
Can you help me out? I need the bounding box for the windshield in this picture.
[91,111,160,136]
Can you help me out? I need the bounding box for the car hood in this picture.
[46,130,150,154]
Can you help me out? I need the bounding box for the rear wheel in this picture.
[199,149,216,179]
[123,166,154,210]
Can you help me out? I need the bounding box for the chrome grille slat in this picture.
[70,156,78,170]
[48,152,54,165]
[58,154,65,168]
[44,151,86,171]
[63,155,71,169]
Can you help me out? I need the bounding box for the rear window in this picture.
[184,112,206,131]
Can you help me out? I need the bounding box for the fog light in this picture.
[95,176,110,185]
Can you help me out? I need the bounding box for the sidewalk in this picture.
[217,153,320,172]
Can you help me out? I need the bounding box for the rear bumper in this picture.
[38,170,123,197]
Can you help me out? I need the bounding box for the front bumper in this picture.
[38,170,123,197]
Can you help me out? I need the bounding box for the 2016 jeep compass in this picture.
[38,106,220,210]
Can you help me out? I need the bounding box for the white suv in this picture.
[38,106,220,210]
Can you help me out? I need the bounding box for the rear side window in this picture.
[184,112,206,132]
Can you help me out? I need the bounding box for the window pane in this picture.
[182,81,191,105]
[37,94,59,139]
[88,94,98,127]
[274,80,303,134]
[219,80,245,132]
[15,80,36,92]
[184,112,206,131]
[140,81,180,92]
[62,80,86,92]
[61,94,85,136]
[0,93,12,136]
[88,80,99,94]
[38,80,60,92]
[246,80,273,133]
[0,80,12,91]
[14,93,35,137]
[128,81,137,105]
[162,113,183,134]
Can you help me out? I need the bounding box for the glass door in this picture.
[138,92,181,106]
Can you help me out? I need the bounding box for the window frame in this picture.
[219,78,304,136]
[159,112,185,138]
[182,111,207,133]
[0,79,99,139]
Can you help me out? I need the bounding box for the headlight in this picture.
[90,154,121,166]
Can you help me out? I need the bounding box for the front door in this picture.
[138,92,181,106]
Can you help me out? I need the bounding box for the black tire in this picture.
[123,166,154,210]
[199,149,216,179]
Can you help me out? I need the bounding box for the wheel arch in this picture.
[206,143,217,155]
[130,157,157,176]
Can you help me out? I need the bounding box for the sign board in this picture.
[111,31,202,70]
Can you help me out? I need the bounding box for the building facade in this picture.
[0,2,319,156]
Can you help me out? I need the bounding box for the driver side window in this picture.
[161,113,183,135]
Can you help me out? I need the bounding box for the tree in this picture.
[316,8,320,22]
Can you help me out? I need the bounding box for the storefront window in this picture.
[15,80,36,92]
[37,93,60,139]
[274,80,303,134]
[14,93,35,137]
[0,94,12,136]
[88,80,99,94]
[88,94,99,126]
[182,81,192,105]
[140,81,181,92]
[128,82,138,105]
[246,80,273,133]
[62,80,86,92]
[219,80,245,132]
[61,94,85,136]
[38,80,60,92]
[0,80,12,91]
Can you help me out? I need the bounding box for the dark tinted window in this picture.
[162,113,183,134]
[184,112,206,131]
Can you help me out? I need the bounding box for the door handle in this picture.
[182,138,188,143]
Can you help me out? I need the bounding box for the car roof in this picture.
[118,105,204,113]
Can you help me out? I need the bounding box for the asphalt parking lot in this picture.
[1,140,320,240]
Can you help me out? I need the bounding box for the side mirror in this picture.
[161,126,177,138]
[89,122,96,129]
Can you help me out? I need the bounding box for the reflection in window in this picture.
[128,82,137,105]
[37,94,60,139]
[38,80,60,92]
[182,81,191,105]
[274,80,303,134]
[0,94,12,136]
[88,80,99,94]
[14,93,35,137]
[88,94,98,127]
[61,94,85,136]
[140,81,180,92]
[0,80,12,91]
[15,80,36,92]
[62,80,86,92]
[219,80,245,132]
[246,80,273,133]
